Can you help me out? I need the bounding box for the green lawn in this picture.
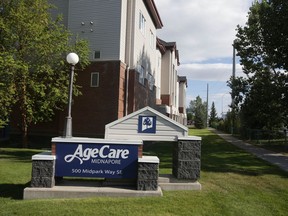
[1,129,288,216]
[247,139,288,156]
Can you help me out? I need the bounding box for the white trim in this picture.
[138,156,159,164]
[105,106,188,132]
[32,151,56,161]
[106,134,179,142]
[177,136,202,141]
[52,137,143,145]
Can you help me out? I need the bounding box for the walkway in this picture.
[211,129,288,172]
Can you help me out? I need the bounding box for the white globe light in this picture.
[66,53,79,65]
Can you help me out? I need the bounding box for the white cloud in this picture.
[179,63,244,81]
[154,0,252,111]
[155,0,252,64]
[210,92,232,114]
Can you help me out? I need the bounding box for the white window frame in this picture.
[139,65,145,85]
[139,11,146,35]
[91,72,99,87]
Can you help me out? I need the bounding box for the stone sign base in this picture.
[23,185,163,200]
[30,152,56,188]
[173,137,201,180]
[158,174,201,191]
[23,176,201,200]
[24,135,202,200]
[137,156,159,191]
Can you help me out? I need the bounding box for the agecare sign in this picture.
[55,142,139,179]
[64,144,130,164]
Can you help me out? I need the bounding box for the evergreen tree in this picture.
[191,96,206,129]
[209,102,218,128]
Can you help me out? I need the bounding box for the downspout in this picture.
[124,0,134,116]
[125,66,130,116]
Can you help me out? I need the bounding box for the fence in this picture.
[241,128,286,141]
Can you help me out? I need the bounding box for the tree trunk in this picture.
[21,115,28,148]
[20,99,29,148]
[19,73,29,148]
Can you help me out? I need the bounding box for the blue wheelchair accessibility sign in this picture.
[138,116,156,134]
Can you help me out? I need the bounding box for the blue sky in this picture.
[155,0,253,115]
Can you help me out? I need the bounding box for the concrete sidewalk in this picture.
[212,129,288,172]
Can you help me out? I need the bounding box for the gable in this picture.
[105,106,188,141]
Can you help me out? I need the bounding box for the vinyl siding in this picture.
[155,50,162,100]
[130,1,158,77]
[49,0,69,26]
[119,1,128,62]
[68,0,123,61]
[105,108,188,141]
[161,51,172,94]
[50,0,126,61]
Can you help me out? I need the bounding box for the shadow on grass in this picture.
[1,132,287,201]
[0,182,30,200]
[143,135,288,178]
[0,134,53,149]
[0,148,41,162]
[201,133,288,177]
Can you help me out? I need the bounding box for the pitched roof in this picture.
[105,106,188,141]
[157,38,180,66]
[144,0,163,29]
[178,76,188,87]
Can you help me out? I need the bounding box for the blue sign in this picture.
[138,116,156,134]
[55,143,138,179]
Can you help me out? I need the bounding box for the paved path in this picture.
[211,129,288,172]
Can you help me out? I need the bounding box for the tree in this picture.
[240,69,283,130]
[234,0,288,130]
[209,102,218,128]
[190,96,207,129]
[0,0,90,147]
[0,52,17,127]
[188,100,195,121]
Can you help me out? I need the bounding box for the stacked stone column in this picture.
[137,156,159,191]
[30,152,56,188]
[173,137,201,180]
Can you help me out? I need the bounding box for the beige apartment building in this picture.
[7,0,187,138]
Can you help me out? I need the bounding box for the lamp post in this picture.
[64,53,79,138]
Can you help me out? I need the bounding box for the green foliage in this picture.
[186,112,193,121]
[189,96,207,129]
[0,0,90,145]
[209,102,218,128]
[0,52,17,127]
[234,0,288,130]
[240,70,283,130]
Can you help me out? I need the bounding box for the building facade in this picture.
[18,0,187,137]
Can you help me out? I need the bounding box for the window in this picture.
[139,11,146,35]
[148,73,155,90]
[91,72,99,87]
[139,65,145,85]
[94,51,101,59]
